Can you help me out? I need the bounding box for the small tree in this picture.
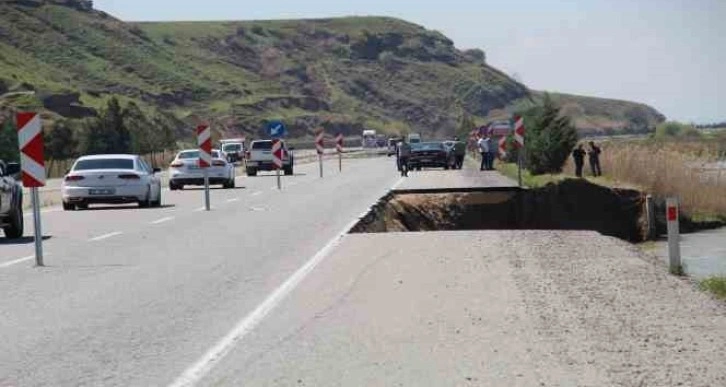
[45,120,78,174]
[519,93,579,175]
[0,116,19,162]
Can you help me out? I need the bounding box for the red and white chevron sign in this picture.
[315,130,325,155]
[514,116,525,148]
[272,139,284,169]
[197,123,212,168]
[498,135,507,159]
[16,112,45,188]
[335,133,343,153]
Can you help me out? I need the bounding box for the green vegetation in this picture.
[654,121,702,139]
[512,93,579,175]
[495,162,566,188]
[0,0,666,151]
[700,277,726,300]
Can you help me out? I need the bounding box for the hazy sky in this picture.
[95,0,725,123]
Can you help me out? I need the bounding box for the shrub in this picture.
[519,93,579,175]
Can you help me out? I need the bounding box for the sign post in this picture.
[336,133,343,172]
[197,123,212,211]
[16,112,46,267]
[272,139,283,190]
[316,130,324,178]
[666,197,682,275]
[514,116,525,187]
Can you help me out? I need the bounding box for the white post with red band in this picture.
[513,115,525,187]
[17,112,46,266]
[666,197,682,275]
[316,130,324,178]
[272,139,283,190]
[335,133,343,172]
[197,123,212,211]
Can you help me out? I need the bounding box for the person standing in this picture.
[588,141,602,177]
[476,134,489,171]
[487,135,497,170]
[398,138,412,177]
[572,144,586,177]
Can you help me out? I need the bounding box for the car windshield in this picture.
[178,151,199,159]
[252,141,273,150]
[211,150,221,159]
[222,144,242,152]
[415,142,444,151]
[73,158,135,171]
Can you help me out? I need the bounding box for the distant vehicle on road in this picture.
[62,154,162,210]
[169,149,236,190]
[408,142,452,170]
[387,137,401,156]
[219,139,246,163]
[362,130,377,148]
[246,140,294,176]
[0,160,23,239]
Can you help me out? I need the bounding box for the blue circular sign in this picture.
[266,120,287,138]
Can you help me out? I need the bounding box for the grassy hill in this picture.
[0,0,665,143]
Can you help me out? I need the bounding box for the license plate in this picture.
[188,165,199,170]
[89,189,115,196]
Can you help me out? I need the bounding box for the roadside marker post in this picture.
[514,116,525,187]
[272,139,284,190]
[666,197,682,275]
[16,112,46,267]
[197,123,212,211]
[316,130,324,178]
[336,133,343,172]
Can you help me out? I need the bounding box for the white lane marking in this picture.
[0,255,34,269]
[250,191,262,197]
[226,198,240,203]
[89,231,123,242]
[167,185,393,387]
[150,216,175,225]
[248,207,266,212]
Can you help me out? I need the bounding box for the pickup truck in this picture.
[245,139,294,176]
[0,160,23,239]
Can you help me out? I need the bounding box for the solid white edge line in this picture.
[226,198,240,203]
[89,231,123,242]
[167,175,404,387]
[0,255,35,269]
[151,216,175,225]
[251,191,262,197]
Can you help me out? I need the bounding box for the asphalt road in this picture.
[0,156,401,386]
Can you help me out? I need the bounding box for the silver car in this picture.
[169,149,236,190]
[61,154,163,210]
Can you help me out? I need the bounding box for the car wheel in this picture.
[62,201,76,211]
[169,182,178,191]
[284,166,293,176]
[139,189,151,208]
[246,168,257,177]
[152,188,162,208]
[3,205,24,239]
[77,203,89,210]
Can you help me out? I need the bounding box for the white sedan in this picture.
[61,154,163,211]
[168,149,236,190]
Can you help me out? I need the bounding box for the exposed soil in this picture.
[351,179,649,242]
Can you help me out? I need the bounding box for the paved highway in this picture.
[0,156,400,386]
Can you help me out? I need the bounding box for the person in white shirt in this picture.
[477,134,490,170]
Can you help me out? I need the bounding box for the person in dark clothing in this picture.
[398,138,412,177]
[588,141,602,177]
[572,144,586,177]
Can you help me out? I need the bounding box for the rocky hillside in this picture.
[0,0,664,141]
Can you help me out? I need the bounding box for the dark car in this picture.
[0,160,23,239]
[408,142,453,170]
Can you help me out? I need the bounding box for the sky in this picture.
[94,0,726,123]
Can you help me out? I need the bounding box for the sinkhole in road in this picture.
[350,179,652,242]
